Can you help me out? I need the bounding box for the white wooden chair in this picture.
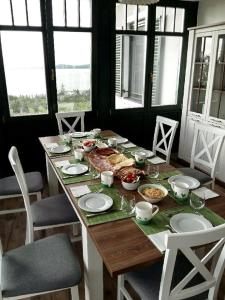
[179,123,225,189]
[55,111,85,135]
[117,223,225,300]
[8,146,81,244]
[0,172,42,216]
[0,233,81,300]
[152,116,179,164]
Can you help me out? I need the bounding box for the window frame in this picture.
[0,0,94,120]
[112,0,191,112]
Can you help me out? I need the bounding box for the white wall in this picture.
[197,0,225,26]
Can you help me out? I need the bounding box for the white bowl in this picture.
[138,183,168,203]
[83,145,95,152]
[121,180,140,191]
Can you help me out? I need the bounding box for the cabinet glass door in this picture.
[209,34,225,120]
[190,36,212,114]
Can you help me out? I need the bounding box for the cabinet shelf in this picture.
[195,61,209,65]
[193,87,207,90]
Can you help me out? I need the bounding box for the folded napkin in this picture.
[148,230,171,253]
[45,142,58,149]
[55,160,70,168]
[122,142,136,149]
[70,185,91,198]
[192,187,219,200]
[148,156,166,164]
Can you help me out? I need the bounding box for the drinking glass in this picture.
[146,164,159,179]
[190,192,205,215]
[121,194,135,215]
[89,164,100,179]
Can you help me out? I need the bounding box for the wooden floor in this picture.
[1,177,225,300]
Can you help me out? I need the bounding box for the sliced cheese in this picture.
[107,153,127,165]
[114,158,135,170]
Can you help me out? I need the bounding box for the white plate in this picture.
[131,149,154,158]
[168,175,200,190]
[49,145,71,154]
[71,132,90,138]
[116,137,128,144]
[78,193,113,212]
[61,163,88,175]
[170,213,212,233]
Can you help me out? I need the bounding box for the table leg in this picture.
[45,153,59,195]
[82,224,103,300]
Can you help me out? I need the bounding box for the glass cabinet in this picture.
[210,34,225,120]
[190,36,212,114]
[179,23,225,183]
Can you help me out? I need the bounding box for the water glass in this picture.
[121,194,135,215]
[190,192,205,215]
[89,164,100,179]
[146,164,159,179]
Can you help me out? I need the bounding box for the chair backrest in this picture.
[160,224,225,300]
[190,123,225,180]
[55,111,85,135]
[8,146,34,243]
[152,116,179,164]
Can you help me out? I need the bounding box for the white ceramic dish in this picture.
[116,137,128,144]
[131,149,154,158]
[138,183,168,203]
[61,163,88,175]
[170,213,212,233]
[168,175,200,190]
[78,193,113,212]
[49,145,71,154]
[71,132,89,138]
[121,180,140,191]
[97,143,108,149]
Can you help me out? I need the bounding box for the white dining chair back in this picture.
[118,224,225,300]
[55,111,85,135]
[152,116,179,164]
[190,123,225,183]
[8,146,34,243]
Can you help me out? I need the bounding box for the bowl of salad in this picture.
[82,140,96,152]
[121,173,140,191]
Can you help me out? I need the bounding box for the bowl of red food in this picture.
[121,173,140,191]
[82,140,96,152]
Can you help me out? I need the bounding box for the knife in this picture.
[86,208,122,218]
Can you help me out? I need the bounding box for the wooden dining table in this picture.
[39,130,225,300]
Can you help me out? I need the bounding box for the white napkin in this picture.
[45,143,58,149]
[122,142,136,149]
[55,160,70,168]
[148,230,171,253]
[70,185,91,198]
[148,156,166,164]
[192,187,219,200]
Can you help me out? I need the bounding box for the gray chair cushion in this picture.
[1,233,82,297]
[31,193,79,227]
[179,167,212,185]
[125,254,208,300]
[0,172,43,195]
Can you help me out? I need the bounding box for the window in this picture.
[0,0,48,117]
[115,3,148,109]
[0,0,92,117]
[52,0,92,112]
[115,4,185,110]
[152,7,184,106]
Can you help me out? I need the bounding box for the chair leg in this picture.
[25,222,34,245]
[117,275,124,300]
[36,191,42,201]
[70,286,79,300]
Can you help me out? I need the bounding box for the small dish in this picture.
[82,139,96,152]
[121,173,140,191]
[138,183,168,203]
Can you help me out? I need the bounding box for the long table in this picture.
[39,130,225,300]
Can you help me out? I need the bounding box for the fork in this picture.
[86,207,123,218]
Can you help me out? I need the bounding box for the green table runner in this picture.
[75,184,134,226]
[54,158,94,184]
[133,205,225,237]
